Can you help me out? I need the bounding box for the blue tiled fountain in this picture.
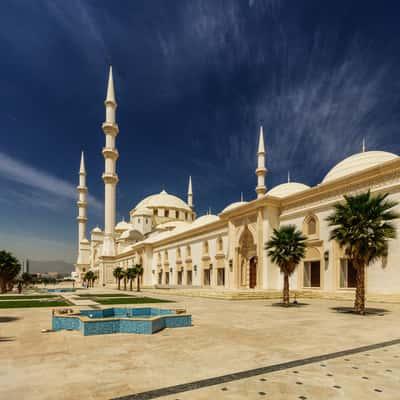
[52,307,192,335]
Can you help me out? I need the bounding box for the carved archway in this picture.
[238,226,257,288]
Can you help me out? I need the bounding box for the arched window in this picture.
[186,245,191,257]
[175,210,179,219]
[177,248,181,259]
[308,217,316,235]
[303,214,319,238]
[165,209,169,218]
[164,250,168,261]
[203,240,209,254]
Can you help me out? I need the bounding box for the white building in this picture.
[75,67,400,296]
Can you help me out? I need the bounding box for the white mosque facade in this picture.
[75,68,400,296]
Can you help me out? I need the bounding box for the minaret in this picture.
[77,151,88,243]
[101,66,119,256]
[187,176,193,208]
[255,126,267,198]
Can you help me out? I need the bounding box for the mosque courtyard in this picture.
[1,290,400,400]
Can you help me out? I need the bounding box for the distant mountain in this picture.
[28,260,74,275]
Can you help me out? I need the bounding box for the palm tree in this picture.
[122,270,127,291]
[326,191,398,314]
[126,268,137,291]
[113,267,124,290]
[265,225,307,306]
[133,264,143,292]
[0,250,21,293]
[84,271,96,288]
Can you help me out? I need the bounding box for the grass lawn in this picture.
[95,297,173,305]
[0,300,72,308]
[77,293,133,298]
[0,295,57,300]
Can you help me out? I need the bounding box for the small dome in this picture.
[322,151,398,183]
[268,182,310,198]
[192,214,219,227]
[221,201,248,213]
[115,219,130,232]
[91,226,102,233]
[134,207,153,216]
[133,190,191,212]
[120,229,144,241]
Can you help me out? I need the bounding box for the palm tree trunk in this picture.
[117,278,121,290]
[355,262,366,314]
[123,278,127,291]
[130,280,132,291]
[283,273,290,305]
[137,275,141,292]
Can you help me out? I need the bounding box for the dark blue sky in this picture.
[1,0,400,262]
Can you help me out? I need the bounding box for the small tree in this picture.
[326,191,398,314]
[0,250,21,293]
[133,264,143,292]
[265,225,307,306]
[21,272,33,287]
[113,267,124,290]
[126,268,137,291]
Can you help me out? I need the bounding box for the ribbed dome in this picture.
[322,151,398,183]
[133,190,190,211]
[268,182,310,198]
[221,201,248,213]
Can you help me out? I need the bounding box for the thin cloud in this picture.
[0,152,102,212]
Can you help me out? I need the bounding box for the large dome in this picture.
[268,182,310,198]
[322,151,398,183]
[133,190,191,211]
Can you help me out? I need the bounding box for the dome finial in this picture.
[287,171,291,183]
[240,192,244,202]
[362,138,366,153]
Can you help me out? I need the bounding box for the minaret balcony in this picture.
[255,167,267,176]
[77,216,88,223]
[256,185,267,194]
[102,147,119,160]
[76,200,87,208]
[102,172,119,184]
[77,185,88,193]
[102,122,119,136]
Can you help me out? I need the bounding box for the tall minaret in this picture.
[187,176,193,208]
[101,66,119,256]
[255,126,267,198]
[77,151,88,244]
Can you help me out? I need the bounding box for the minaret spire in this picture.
[187,176,193,209]
[77,151,88,243]
[75,151,90,279]
[101,66,119,257]
[255,126,267,198]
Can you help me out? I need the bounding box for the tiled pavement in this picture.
[119,342,400,400]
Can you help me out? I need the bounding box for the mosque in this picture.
[74,67,400,296]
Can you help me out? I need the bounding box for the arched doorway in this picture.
[249,257,257,288]
[238,226,257,289]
